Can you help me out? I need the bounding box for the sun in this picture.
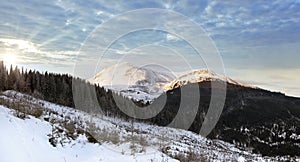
[3,53,17,65]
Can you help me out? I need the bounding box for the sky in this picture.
[0,0,299,97]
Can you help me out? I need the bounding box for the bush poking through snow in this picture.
[0,93,43,119]
[85,132,98,144]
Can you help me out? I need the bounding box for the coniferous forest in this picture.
[0,61,75,107]
[0,61,118,110]
[0,60,138,118]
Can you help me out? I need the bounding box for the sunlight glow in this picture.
[3,53,17,65]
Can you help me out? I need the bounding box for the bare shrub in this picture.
[110,130,120,144]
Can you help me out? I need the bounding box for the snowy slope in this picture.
[0,106,177,162]
[0,92,177,162]
[0,90,289,161]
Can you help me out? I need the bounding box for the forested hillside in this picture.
[0,61,132,118]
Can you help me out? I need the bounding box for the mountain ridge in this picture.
[90,63,257,103]
[148,81,300,157]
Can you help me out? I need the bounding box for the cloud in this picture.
[197,0,300,43]
[0,38,79,65]
[0,38,40,53]
[204,1,217,15]
[166,33,180,41]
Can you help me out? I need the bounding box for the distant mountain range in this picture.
[89,63,256,103]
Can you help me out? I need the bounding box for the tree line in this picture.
[0,61,132,117]
[0,61,77,106]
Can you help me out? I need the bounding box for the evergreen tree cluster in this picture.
[0,61,79,107]
[0,61,124,116]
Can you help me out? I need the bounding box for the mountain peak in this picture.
[163,69,256,90]
[89,63,175,103]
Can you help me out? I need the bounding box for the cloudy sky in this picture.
[0,0,299,97]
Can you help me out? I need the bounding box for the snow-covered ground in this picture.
[0,105,177,162]
[0,90,296,162]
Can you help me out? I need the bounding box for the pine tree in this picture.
[13,66,23,91]
[0,61,4,90]
[0,61,7,91]
[7,65,16,89]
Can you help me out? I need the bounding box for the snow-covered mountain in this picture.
[89,63,175,103]
[163,69,255,90]
[90,63,255,103]
[0,90,288,161]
